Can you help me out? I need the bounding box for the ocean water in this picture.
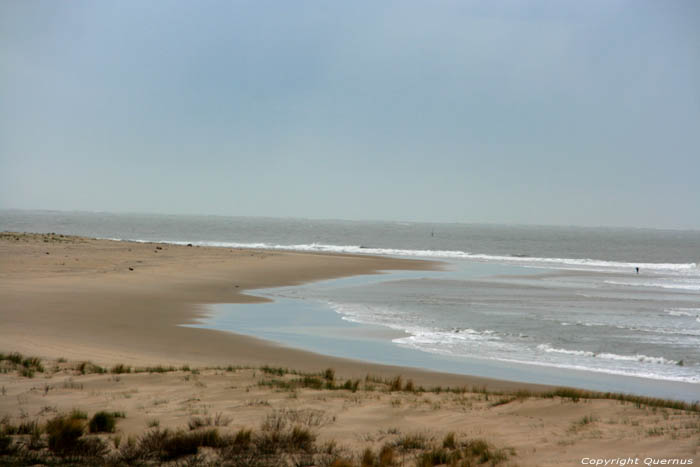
[3,210,700,398]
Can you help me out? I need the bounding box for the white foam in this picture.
[305,298,700,384]
[537,344,678,365]
[537,344,594,357]
[395,339,699,384]
[327,302,411,331]
[394,329,501,345]
[492,357,700,384]
[328,302,501,346]
[665,308,700,317]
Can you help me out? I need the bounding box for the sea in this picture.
[3,210,699,401]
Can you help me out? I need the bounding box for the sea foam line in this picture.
[107,238,699,275]
[490,357,700,384]
[665,308,700,317]
[394,337,700,384]
[536,344,678,365]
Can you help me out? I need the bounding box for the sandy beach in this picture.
[0,231,520,389]
[1,232,698,465]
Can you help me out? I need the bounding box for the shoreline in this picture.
[195,284,700,402]
[3,232,699,465]
[0,231,550,392]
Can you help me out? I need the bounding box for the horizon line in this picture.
[1,207,698,233]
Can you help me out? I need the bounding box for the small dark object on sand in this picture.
[187,243,193,247]
[128,267,134,271]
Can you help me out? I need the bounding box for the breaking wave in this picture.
[536,344,678,365]
[665,308,700,317]
[326,301,699,384]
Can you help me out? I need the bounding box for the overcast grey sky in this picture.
[1,1,698,228]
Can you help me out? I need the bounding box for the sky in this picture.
[1,1,699,229]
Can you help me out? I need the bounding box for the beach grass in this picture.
[2,353,699,465]
[1,412,515,466]
[0,352,698,467]
[2,350,698,412]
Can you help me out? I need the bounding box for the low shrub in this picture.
[361,447,375,466]
[389,376,403,392]
[0,433,13,455]
[46,415,84,454]
[89,411,117,433]
[138,428,223,461]
[415,447,451,466]
[463,438,510,464]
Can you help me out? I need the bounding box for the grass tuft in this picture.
[389,376,403,392]
[111,363,131,374]
[393,433,430,451]
[442,432,456,449]
[69,408,88,420]
[261,365,287,376]
[543,387,700,412]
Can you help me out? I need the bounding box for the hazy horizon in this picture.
[4,207,700,233]
[2,1,699,229]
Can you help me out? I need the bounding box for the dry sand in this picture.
[1,232,698,465]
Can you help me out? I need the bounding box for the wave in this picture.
[394,329,501,346]
[107,238,699,275]
[536,344,678,365]
[395,335,698,383]
[492,357,700,384]
[327,302,501,343]
[336,308,691,379]
[665,308,700,317]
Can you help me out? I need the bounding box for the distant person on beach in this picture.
[636,267,639,274]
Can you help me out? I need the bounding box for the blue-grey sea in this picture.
[3,210,699,401]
